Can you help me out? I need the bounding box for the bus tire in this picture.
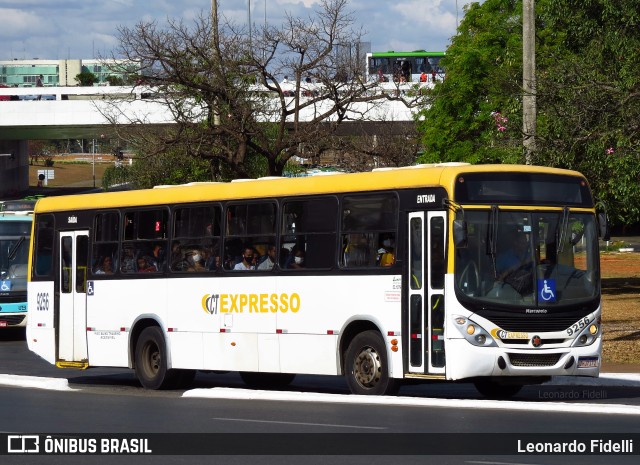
[134,326,177,390]
[345,330,399,395]
[474,380,523,399]
[240,372,296,389]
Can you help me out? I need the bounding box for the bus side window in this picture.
[33,215,55,278]
[172,205,222,273]
[340,194,398,269]
[281,197,337,270]
[225,202,277,271]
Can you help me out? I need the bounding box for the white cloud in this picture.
[0,8,50,38]
[0,1,471,61]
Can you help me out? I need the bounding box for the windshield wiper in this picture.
[8,236,25,261]
[557,207,570,254]
[488,206,498,277]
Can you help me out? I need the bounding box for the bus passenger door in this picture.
[407,212,446,375]
[58,231,89,364]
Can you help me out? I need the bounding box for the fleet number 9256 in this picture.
[566,316,590,336]
[36,293,50,311]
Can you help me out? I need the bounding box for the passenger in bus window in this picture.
[152,244,165,267]
[137,256,157,273]
[121,246,136,273]
[285,246,305,269]
[343,234,368,267]
[170,241,184,271]
[233,247,256,270]
[94,256,114,275]
[185,249,205,272]
[257,244,277,271]
[250,248,259,268]
[206,254,221,271]
[378,236,395,267]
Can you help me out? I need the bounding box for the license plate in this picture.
[577,356,599,368]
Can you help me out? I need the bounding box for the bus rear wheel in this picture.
[135,326,178,390]
[345,330,399,395]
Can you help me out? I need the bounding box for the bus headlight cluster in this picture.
[453,315,497,347]
[572,323,600,347]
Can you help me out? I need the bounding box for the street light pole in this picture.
[522,0,536,164]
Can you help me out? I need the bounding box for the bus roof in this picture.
[32,164,587,214]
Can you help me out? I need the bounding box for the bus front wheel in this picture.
[345,330,399,395]
[135,326,177,390]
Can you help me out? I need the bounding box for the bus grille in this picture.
[508,353,563,367]
[487,316,578,332]
[0,314,26,326]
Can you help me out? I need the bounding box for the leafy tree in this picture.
[534,0,640,224]
[417,0,525,165]
[416,0,640,224]
[75,71,98,87]
[103,0,417,182]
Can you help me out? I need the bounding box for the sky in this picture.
[0,0,473,61]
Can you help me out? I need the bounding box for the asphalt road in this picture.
[2,327,640,464]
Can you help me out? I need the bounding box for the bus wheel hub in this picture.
[355,348,381,387]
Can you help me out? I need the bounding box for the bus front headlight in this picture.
[572,322,600,347]
[453,315,497,347]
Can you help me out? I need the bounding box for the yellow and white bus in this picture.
[26,163,607,397]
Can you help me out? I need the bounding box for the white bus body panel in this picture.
[82,273,402,376]
[86,279,168,368]
[26,281,56,364]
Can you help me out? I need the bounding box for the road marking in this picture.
[211,417,386,430]
[467,462,546,465]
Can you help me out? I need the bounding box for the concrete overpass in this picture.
[0,84,422,197]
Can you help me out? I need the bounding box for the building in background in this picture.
[0,59,135,87]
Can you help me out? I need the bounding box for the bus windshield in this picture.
[0,221,31,293]
[455,209,599,307]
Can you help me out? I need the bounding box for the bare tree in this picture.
[102,0,421,180]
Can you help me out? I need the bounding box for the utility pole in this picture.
[211,0,219,48]
[522,0,536,164]
[211,0,220,126]
[247,0,252,48]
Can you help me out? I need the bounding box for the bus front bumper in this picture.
[445,337,602,381]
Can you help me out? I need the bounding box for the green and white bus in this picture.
[366,50,445,83]
[1,200,35,328]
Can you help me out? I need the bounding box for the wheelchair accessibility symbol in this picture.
[538,279,556,302]
[0,280,12,291]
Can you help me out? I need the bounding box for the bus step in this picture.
[404,373,446,380]
[56,360,89,370]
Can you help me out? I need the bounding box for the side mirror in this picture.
[453,219,468,248]
[597,212,610,241]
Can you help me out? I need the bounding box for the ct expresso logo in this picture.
[202,292,301,314]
